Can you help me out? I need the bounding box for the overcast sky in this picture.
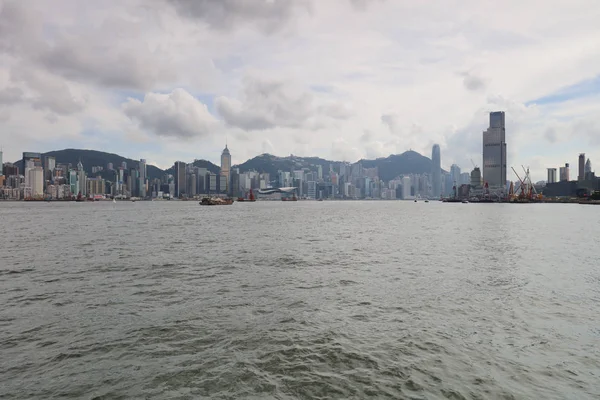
[1,0,599,180]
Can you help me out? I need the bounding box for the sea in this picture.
[0,200,599,399]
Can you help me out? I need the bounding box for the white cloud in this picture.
[123,89,217,139]
[0,0,599,181]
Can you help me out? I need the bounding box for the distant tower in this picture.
[77,160,86,196]
[431,144,441,198]
[585,158,592,174]
[221,144,231,193]
[578,153,585,181]
[547,168,557,184]
[450,164,461,185]
[483,111,507,189]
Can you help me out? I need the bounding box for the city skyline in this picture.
[1,1,600,182]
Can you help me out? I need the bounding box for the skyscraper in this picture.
[28,167,44,198]
[0,149,3,174]
[585,158,592,174]
[450,164,461,185]
[547,168,557,184]
[23,152,42,168]
[221,145,231,194]
[44,156,56,186]
[77,160,86,196]
[578,153,585,181]
[482,111,507,188]
[559,163,570,182]
[175,161,186,198]
[431,144,441,198]
[138,159,147,198]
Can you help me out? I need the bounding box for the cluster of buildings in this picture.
[1,111,596,201]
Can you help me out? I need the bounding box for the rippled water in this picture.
[1,201,599,399]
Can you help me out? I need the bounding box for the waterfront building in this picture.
[579,153,585,181]
[482,111,507,188]
[431,144,441,198]
[221,145,231,194]
[559,163,570,182]
[307,181,316,199]
[175,161,186,198]
[470,167,482,188]
[77,160,86,196]
[28,167,44,198]
[547,168,557,184]
[585,158,592,174]
[402,176,411,199]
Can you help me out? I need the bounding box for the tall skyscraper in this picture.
[138,159,147,198]
[559,163,570,182]
[221,145,231,194]
[450,164,461,185]
[431,144,441,198]
[0,149,3,174]
[578,153,585,181]
[175,161,186,197]
[28,167,44,197]
[547,168,557,184]
[482,111,507,188]
[585,158,592,174]
[77,160,86,195]
[44,156,56,186]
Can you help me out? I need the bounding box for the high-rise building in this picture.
[317,165,323,181]
[307,181,316,199]
[138,159,147,198]
[470,167,482,188]
[578,153,585,181]
[175,161,186,197]
[28,167,44,198]
[401,176,411,199]
[547,168,557,184]
[44,156,55,183]
[559,163,570,182]
[0,149,3,174]
[431,144,441,198]
[77,160,86,196]
[23,152,42,169]
[221,145,231,194]
[450,164,461,185]
[585,158,592,174]
[482,111,507,188]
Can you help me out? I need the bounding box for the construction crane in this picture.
[471,159,478,169]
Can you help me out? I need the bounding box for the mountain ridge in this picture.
[11,148,443,182]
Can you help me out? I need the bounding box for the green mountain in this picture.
[164,159,220,176]
[235,150,439,181]
[360,150,436,181]
[15,149,220,181]
[234,154,333,177]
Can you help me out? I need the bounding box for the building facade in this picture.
[221,145,231,194]
[547,168,557,184]
[482,111,507,189]
[431,144,441,198]
[578,153,585,181]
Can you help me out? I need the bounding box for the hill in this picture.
[235,151,441,181]
[360,150,436,181]
[234,154,333,177]
[164,159,220,176]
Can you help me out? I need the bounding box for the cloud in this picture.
[123,88,217,139]
[0,86,23,104]
[167,0,312,33]
[462,71,486,91]
[216,77,351,131]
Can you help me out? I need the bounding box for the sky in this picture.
[1,0,600,181]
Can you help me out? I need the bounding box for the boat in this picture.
[414,199,417,202]
[237,189,256,202]
[462,199,469,204]
[424,199,429,203]
[113,198,116,204]
[200,197,234,206]
[282,194,298,202]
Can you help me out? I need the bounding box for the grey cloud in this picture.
[216,78,350,131]
[544,127,557,143]
[167,0,312,33]
[381,113,401,134]
[11,67,87,115]
[1,2,174,91]
[360,130,373,142]
[349,0,385,11]
[123,88,216,139]
[462,71,486,91]
[0,86,24,104]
